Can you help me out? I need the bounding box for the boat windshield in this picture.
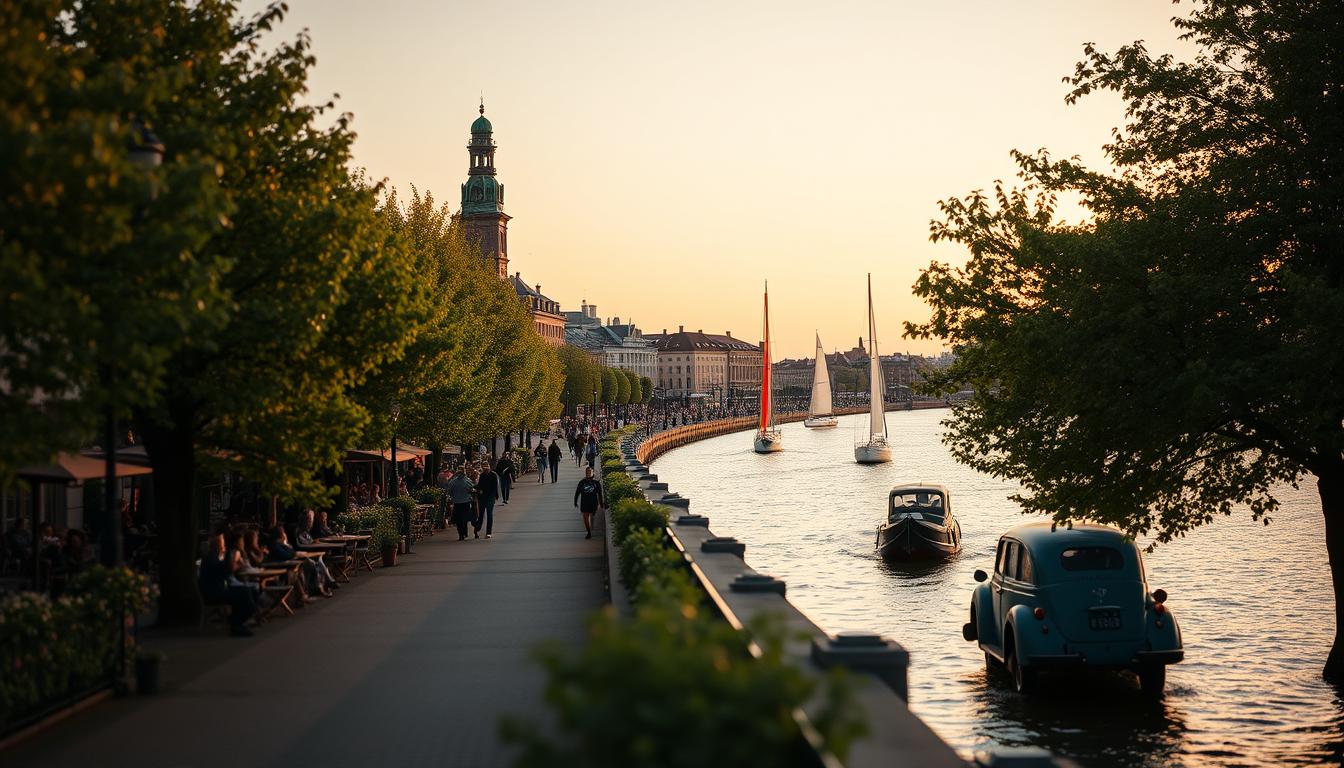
[889,490,947,523]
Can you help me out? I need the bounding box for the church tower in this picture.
[460,102,510,277]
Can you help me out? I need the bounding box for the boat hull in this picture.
[877,516,962,560]
[754,431,783,453]
[855,443,892,464]
[804,416,838,429]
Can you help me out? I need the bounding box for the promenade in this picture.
[8,457,603,768]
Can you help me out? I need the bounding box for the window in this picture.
[1017,548,1035,583]
[1060,547,1125,572]
[1003,541,1019,580]
[995,540,1009,576]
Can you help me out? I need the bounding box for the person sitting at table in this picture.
[270,524,332,598]
[61,529,93,576]
[5,517,33,567]
[296,510,340,590]
[199,527,258,637]
[312,510,336,538]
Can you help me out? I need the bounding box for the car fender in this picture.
[1005,603,1052,661]
[971,583,997,647]
[1145,603,1183,652]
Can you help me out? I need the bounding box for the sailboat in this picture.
[753,282,783,453]
[854,274,892,464]
[804,333,838,428]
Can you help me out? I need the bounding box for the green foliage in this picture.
[412,487,443,505]
[559,345,601,414]
[623,369,642,404]
[617,528,682,599]
[0,567,156,729]
[614,369,632,405]
[903,0,1344,680]
[600,368,621,406]
[513,446,533,473]
[603,473,643,507]
[379,495,417,534]
[0,0,230,482]
[610,499,669,546]
[639,376,654,404]
[601,458,626,477]
[336,506,401,552]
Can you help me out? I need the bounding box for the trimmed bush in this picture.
[617,527,683,598]
[600,458,625,477]
[335,506,401,552]
[412,486,442,504]
[603,473,643,506]
[611,498,669,546]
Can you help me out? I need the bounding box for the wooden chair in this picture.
[194,559,232,633]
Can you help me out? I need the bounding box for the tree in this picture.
[0,0,228,482]
[559,346,600,414]
[624,369,643,405]
[600,368,621,407]
[615,368,632,406]
[640,376,654,404]
[67,2,422,622]
[907,0,1344,680]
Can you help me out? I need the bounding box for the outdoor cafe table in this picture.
[239,567,293,620]
[301,540,354,582]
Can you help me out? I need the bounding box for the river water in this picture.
[652,410,1344,767]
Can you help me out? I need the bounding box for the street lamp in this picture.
[101,120,164,569]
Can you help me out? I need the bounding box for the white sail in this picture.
[867,275,887,439]
[809,333,833,417]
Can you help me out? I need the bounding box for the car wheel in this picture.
[985,651,1000,676]
[1006,635,1037,694]
[1138,664,1166,697]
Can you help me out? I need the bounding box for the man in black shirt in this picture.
[494,455,515,504]
[547,439,563,483]
[573,467,605,540]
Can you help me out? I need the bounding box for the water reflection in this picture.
[654,410,1341,767]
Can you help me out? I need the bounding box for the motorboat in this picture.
[854,274,892,463]
[754,282,783,453]
[876,484,961,559]
[804,332,838,428]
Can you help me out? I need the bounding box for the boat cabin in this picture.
[888,484,950,525]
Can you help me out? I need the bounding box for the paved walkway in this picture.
[9,453,604,768]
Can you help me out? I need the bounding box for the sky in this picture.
[242,0,1195,359]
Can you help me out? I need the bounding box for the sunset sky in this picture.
[245,0,1193,358]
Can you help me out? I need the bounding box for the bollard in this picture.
[810,632,910,702]
[730,572,786,597]
[661,496,691,509]
[674,513,709,527]
[701,536,745,557]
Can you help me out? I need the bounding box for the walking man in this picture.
[534,442,548,484]
[573,466,605,540]
[476,463,500,538]
[445,467,476,541]
[574,433,587,467]
[494,453,515,505]
[585,436,598,469]
[548,439,563,484]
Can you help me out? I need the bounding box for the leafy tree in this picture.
[640,376,654,404]
[0,0,228,482]
[624,369,642,405]
[600,367,621,407]
[907,0,1344,680]
[63,1,421,622]
[614,368,632,406]
[559,345,600,414]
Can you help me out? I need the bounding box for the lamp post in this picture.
[390,400,411,554]
[592,389,598,427]
[101,121,164,568]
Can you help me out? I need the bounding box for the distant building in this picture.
[564,301,657,379]
[459,103,509,278]
[652,326,761,402]
[510,273,565,346]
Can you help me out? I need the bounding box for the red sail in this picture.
[760,287,771,432]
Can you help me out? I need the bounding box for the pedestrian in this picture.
[574,433,587,467]
[476,464,500,539]
[567,432,577,460]
[548,439,563,483]
[585,437,598,469]
[534,442,548,484]
[494,453,515,504]
[573,466,605,540]
[445,467,476,541]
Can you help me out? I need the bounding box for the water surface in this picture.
[653,410,1344,767]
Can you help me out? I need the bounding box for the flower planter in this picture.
[382,545,398,567]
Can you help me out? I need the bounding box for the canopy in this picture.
[345,445,432,463]
[18,452,155,485]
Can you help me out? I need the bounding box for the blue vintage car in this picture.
[962,522,1183,695]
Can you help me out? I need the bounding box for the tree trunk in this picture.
[428,444,442,485]
[139,415,201,626]
[1321,462,1344,684]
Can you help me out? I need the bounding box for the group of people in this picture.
[3,517,94,585]
[196,509,343,637]
[437,454,517,541]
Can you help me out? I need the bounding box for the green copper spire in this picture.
[462,102,503,214]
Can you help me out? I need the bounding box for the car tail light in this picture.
[1033,607,1045,620]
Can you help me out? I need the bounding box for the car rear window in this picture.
[1060,547,1124,571]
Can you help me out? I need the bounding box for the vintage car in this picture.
[962,522,1183,695]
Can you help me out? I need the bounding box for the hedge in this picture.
[610,498,669,547]
[603,473,643,506]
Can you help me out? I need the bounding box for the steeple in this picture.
[460,103,510,277]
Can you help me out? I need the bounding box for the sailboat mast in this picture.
[760,282,771,432]
[867,273,886,439]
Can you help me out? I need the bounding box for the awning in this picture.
[345,445,432,463]
[18,452,155,485]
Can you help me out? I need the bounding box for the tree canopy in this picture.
[906,0,1344,680]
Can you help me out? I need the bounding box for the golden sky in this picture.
[246,0,1192,358]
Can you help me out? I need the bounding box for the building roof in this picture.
[511,273,562,316]
[654,329,759,353]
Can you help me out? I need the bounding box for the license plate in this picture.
[1089,608,1122,631]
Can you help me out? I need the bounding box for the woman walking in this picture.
[534,442,548,484]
